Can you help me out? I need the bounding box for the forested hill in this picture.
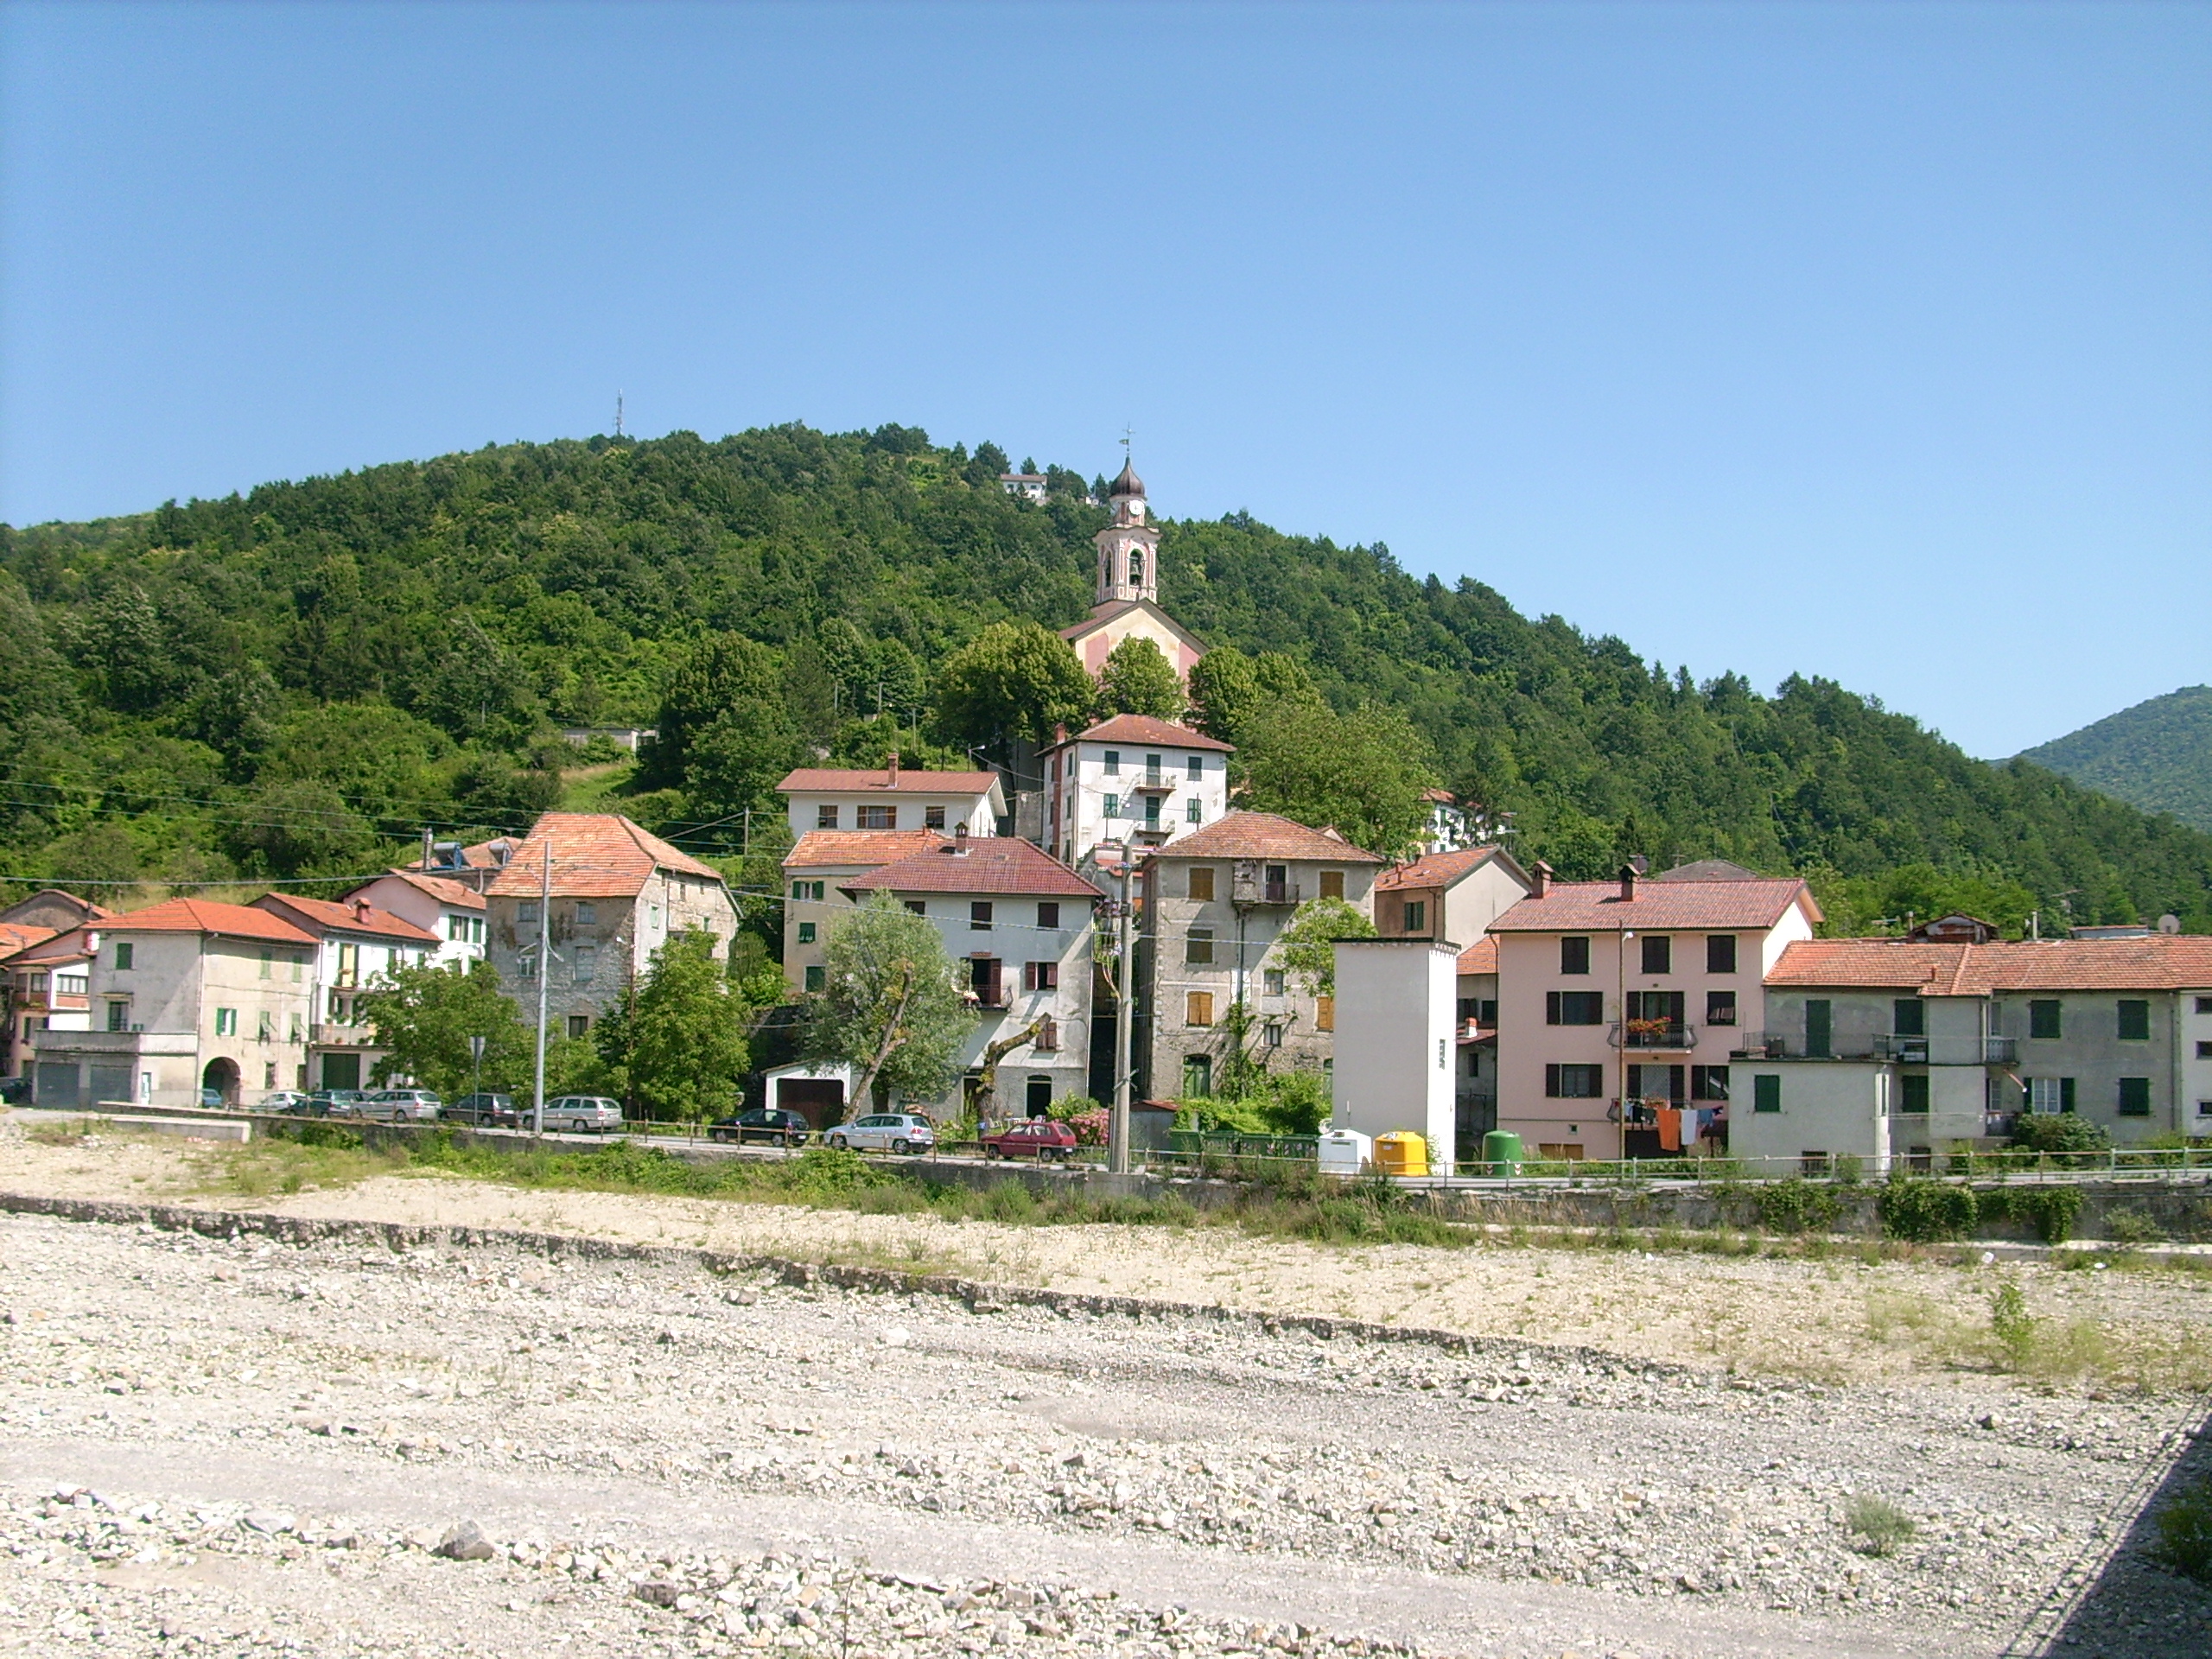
[2017,686,2212,836]
[3,423,2209,935]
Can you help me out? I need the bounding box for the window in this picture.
[113,942,133,970]
[1804,999,1832,1058]
[573,944,596,982]
[2199,996,2212,1015]
[1544,1064,1604,1098]
[257,1010,274,1041]
[1263,1022,1284,1049]
[2199,1100,2212,1119]
[804,965,825,992]
[57,973,86,997]
[2118,1077,2152,1116]
[1103,750,1121,775]
[1560,936,1590,976]
[970,901,993,931]
[1641,936,1672,975]
[903,899,926,916]
[1893,998,1926,1038]
[1264,969,1286,996]
[106,1000,129,1033]
[215,1007,238,1037]
[1752,1074,1782,1114]
[1318,870,1344,900]
[448,916,468,941]
[1402,899,1427,934]
[1186,991,1215,1027]
[1898,1074,1930,1115]
[2118,1000,2151,1041]
[2200,1040,2212,1059]
[2030,999,2062,1039]
[925,805,946,830]
[1186,755,1203,780]
[289,1013,302,1041]
[1037,902,1059,930]
[1706,989,1738,1026]
[1186,798,1203,823]
[796,921,816,944]
[1628,1064,1684,1100]
[1185,927,1215,965]
[1188,866,1215,901]
[1183,1054,1212,1096]
[1706,934,1737,974]
[1022,961,1059,991]
[1144,793,1163,825]
[1315,995,1335,1032]
[567,1015,591,1039]
[1545,990,1604,1025]
[471,918,484,945]
[518,902,539,926]
[575,902,596,925]
[817,804,840,829]
[2025,1077,2075,1115]
[1104,793,1122,819]
[791,880,825,901]
[1690,1065,1730,1102]
[857,805,894,830]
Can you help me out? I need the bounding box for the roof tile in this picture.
[1052,713,1234,753]
[1375,846,1510,892]
[785,830,948,870]
[251,893,441,944]
[844,837,1103,900]
[1768,936,2212,994]
[105,899,317,945]
[776,767,1001,795]
[486,814,727,899]
[1456,938,1499,975]
[1490,878,1818,932]
[1147,810,1387,864]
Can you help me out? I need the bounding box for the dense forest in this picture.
[2018,685,2212,836]
[3,423,2209,938]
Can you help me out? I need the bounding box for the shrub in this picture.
[2106,1206,2165,1246]
[1989,1281,2037,1370]
[1979,1184,2082,1244]
[2010,1113,2110,1162]
[1843,1495,1916,1557]
[1878,1177,1977,1242]
[1755,1178,1842,1236]
[2155,1480,2212,1585]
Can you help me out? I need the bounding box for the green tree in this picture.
[639,633,791,791]
[620,928,751,1122]
[1096,635,1185,720]
[359,960,532,1095]
[932,620,1096,749]
[1239,702,1437,856]
[1187,645,1260,741]
[226,779,389,879]
[1274,896,1379,995]
[801,893,975,1115]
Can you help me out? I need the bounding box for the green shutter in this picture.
[1899,1074,1929,1115]
[1753,1074,1782,1114]
[1804,1001,1831,1058]
[2117,1000,2150,1041]
[2118,1077,2152,1116]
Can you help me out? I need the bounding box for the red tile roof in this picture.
[0,922,55,961]
[367,869,487,911]
[1375,846,1511,893]
[1456,938,1498,975]
[1148,810,1388,864]
[1491,877,1819,932]
[2,927,92,968]
[785,830,948,870]
[486,814,727,899]
[106,899,316,945]
[251,893,441,944]
[843,837,1103,900]
[777,766,1001,795]
[1053,713,1234,753]
[1768,936,2212,994]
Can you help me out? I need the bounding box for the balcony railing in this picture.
[1609,1020,1697,1051]
[1232,879,1301,906]
[1983,1036,2018,1064]
[1731,1031,2018,1065]
[1872,1033,1929,1062]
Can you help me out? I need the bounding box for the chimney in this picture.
[1530,861,1552,899]
[1618,863,1638,902]
[955,822,969,842]
[1052,721,1068,747]
[887,750,899,781]
[353,898,371,922]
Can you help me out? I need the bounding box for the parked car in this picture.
[980,1119,1078,1161]
[0,1076,31,1105]
[444,1091,519,1128]
[258,1090,315,1116]
[709,1108,812,1147]
[364,1089,442,1122]
[825,1113,935,1155]
[541,1096,622,1135]
[199,1087,229,1109]
[313,1089,372,1117]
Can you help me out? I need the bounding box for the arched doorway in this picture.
[201,1057,240,1108]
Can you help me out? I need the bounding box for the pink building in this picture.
[1488,859,1821,1161]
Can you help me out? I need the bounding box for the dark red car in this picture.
[979,1120,1079,1161]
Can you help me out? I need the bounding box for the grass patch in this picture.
[1843,1495,1916,1557]
[2153,1478,2212,1585]
[201,1128,408,1198]
[25,1120,89,1147]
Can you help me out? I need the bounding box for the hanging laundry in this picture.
[1657,1106,1682,1152]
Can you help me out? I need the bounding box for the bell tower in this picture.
[1093,460,1160,607]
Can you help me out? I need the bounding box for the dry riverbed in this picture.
[1,1123,2209,1657]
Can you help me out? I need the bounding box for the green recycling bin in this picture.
[1482,1130,1523,1179]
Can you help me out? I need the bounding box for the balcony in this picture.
[1609,1020,1698,1052]
[1983,1036,2018,1064]
[313,1023,379,1046]
[1129,769,1175,794]
[1731,1031,1788,1058]
[1872,1033,1930,1063]
[1231,877,1301,907]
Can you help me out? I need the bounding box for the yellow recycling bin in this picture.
[1372,1131,1429,1178]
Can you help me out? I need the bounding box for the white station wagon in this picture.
[540,1096,622,1135]
[825,1114,935,1154]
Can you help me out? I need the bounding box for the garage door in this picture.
[35,1061,79,1108]
[88,1065,134,1106]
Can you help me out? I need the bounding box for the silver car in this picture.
[825,1113,935,1154]
[541,1096,623,1135]
[365,1089,442,1122]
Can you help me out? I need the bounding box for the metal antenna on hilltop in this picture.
[615,391,625,439]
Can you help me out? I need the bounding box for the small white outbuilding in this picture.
[1329,938,1460,1171]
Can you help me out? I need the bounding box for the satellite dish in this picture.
[2158,913,2182,935]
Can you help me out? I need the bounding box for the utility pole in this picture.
[531,843,552,1137]
[1110,844,1134,1176]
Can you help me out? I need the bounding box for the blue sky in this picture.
[3,2,2206,760]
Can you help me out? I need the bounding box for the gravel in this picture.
[0,1201,2208,1656]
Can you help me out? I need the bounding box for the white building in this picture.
[342,869,487,971]
[998,472,1049,503]
[837,834,1103,1119]
[777,762,1006,840]
[781,828,946,994]
[1038,715,1233,868]
[251,894,444,1093]
[1331,938,1459,1165]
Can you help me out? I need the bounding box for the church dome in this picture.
[1109,460,1146,499]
